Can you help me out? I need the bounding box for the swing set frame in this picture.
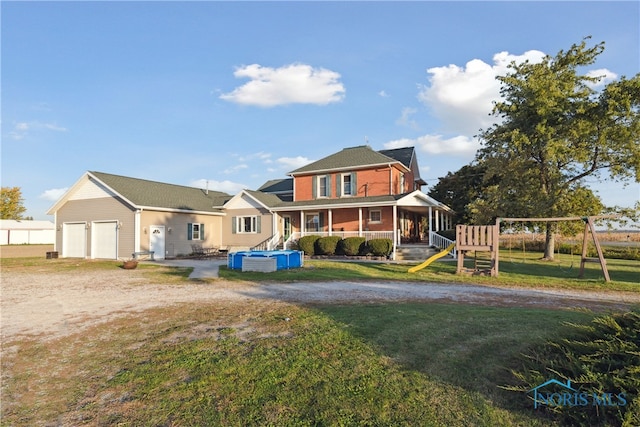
[495,215,615,282]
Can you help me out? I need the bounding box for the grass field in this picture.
[221,250,640,294]
[2,300,598,426]
[2,254,639,426]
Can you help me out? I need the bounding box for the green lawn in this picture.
[2,255,638,426]
[220,251,640,293]
[2,300,597,426]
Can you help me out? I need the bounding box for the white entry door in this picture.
[149,225,165,260]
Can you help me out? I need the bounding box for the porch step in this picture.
[395,245,443,261]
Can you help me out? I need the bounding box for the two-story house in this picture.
[254,145,454,257]
[47,145,454,260]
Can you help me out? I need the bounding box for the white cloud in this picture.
[378,90,389,98]
[385,134,480,158]
[396,107,418,130]
[8,121,68,140]
[277,156,313,169]
[220,63,346,107]
[418,50,545,135]
[586,68,618,88]
[39,188,68,201]
[223,164,249,174]
[238,151,272,162]
[190,179,247,194]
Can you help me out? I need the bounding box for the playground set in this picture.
[409,215,612,282]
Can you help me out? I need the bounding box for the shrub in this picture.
[505,309,640,426]
[366,238,393,257]
[436,229,456,241]
[340,237,367,256]
[316,236,342,255]
[297,235,321,256]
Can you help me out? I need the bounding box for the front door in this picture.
[149,225,165,260]
[283,215,291,240]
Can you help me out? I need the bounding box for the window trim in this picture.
[341,173,353,196]
[236,215,259,234]
[369,209,382,224]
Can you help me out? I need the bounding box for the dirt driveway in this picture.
[2,264,639,342]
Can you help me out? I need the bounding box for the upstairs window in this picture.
[343,174,352,195]
[312,175,331,198]
[319,176,328,197]
[337,172,357,197]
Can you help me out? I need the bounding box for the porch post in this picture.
[435,209,440,232]
[428,206,433,246]
[392,204,398,260]
[300,211,305,236]
[358,207,363,237]
[328,209,333,236]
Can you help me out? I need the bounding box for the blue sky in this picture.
[2,1,639,221]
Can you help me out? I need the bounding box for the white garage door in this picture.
[92,221,118,259]
[63,223,87,258]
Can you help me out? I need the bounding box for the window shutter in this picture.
[256,216,261,233]
[312,176,317,199]
[201,223,205,241]
[351,172,357,196]
[336,174,342,197]
[327,175,332,197]
[187,223,193,240]
[231,217,236,234]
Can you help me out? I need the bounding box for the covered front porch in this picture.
[279,191,455,258]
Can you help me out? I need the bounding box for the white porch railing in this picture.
[429,231,457,258]
[283,231,394,250]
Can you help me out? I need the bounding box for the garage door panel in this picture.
[63,223,86,258]
[93,222,118,259]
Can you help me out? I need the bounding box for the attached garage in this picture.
[62,222,87,258]
[92,221,118,259]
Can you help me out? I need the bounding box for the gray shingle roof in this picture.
[90,171,230,212]
[288,145,405,175]
[257,178,293,193]
[379,147,414,169]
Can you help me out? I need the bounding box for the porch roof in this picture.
[261,190,453,212]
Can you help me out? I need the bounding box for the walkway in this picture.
[155,258,227,279]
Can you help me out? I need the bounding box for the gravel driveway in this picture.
[2,260,638,342]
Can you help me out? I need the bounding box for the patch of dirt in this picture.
[2,269,639,342]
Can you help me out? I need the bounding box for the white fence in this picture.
[0,229,55,245]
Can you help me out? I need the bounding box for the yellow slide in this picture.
[408,243,456,273]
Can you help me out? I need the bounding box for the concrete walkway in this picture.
[154,259,227,279]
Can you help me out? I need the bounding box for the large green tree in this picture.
[428,163,494,224]
[474,38,640,259]
[1,187,28,220]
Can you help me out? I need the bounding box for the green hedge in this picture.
[298,235,321,255]
[507,310,640,426]
[316,236,342,255]
[366,238,393,257]
[339,237,367,256]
